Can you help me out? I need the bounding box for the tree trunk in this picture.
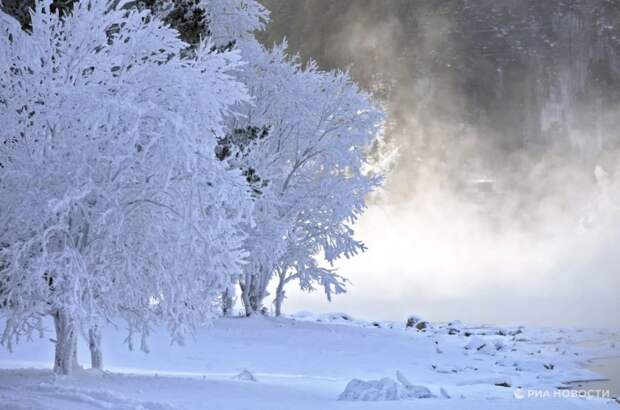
[53,309,78,375]
[240,273,270,316]
[221,287,234,317]
[239,280,255,316]
[274,271,286,317]
[250,290,262,314]
[88,325,103,370]
[72,338,78,370]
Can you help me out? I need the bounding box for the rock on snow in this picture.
[233,369,258,382]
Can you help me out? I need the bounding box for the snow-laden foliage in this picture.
[203,0,269,48]
[0,0,251,373]
[136,0,269,49]
[224,39,384,315]
[0,0,384,374]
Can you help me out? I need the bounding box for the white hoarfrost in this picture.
[225,39,384,315]
[0,0,251,374]
[0,0,384,374]
[202,0,270,47]
[124,0,385,321]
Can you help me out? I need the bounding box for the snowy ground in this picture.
[1,313,618,409]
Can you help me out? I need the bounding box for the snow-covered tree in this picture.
[202,0,269,48]
[0,0,250,374]
[126,0,383,319]
[135,0,268,50]
[224,40,384,315]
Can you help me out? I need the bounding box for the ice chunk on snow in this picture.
[339,372,434,401]
[395,370,413,387]
[339,378,400,401]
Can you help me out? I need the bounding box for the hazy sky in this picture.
[262,1,620,328]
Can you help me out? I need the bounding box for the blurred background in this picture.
[260,0,620,328]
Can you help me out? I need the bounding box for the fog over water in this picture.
[260,0,620,328]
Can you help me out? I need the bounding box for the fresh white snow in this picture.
[1,313,617,409]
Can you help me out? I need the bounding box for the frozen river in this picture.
[579,356,620,399]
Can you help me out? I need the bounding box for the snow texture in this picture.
[0,313,617,409]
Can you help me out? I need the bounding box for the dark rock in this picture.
[415,321,428,331]
[405,315,423,328]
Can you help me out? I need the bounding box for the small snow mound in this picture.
[81,367,107,376]
[448,320,463,328]
[339,372,434,401]
[493,339,509,351]
[447,320,463,335]
[513,360,545,372]
[327,312,353,322]
[464,337,508,355]
[464,336,487,351]
[233,369,258,382]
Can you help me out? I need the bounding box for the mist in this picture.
[260,0,620,328]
